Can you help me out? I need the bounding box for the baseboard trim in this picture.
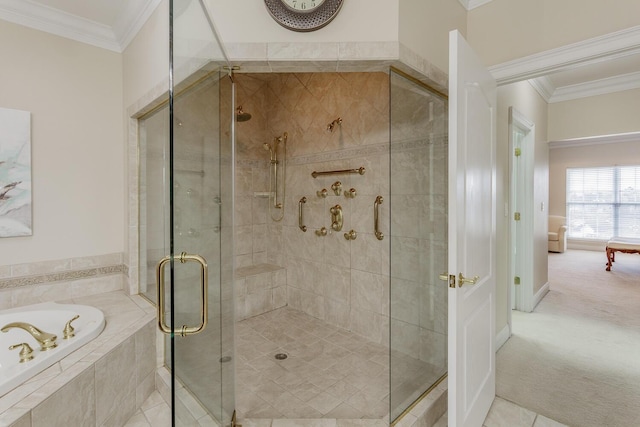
[496,324,510,351]
[533,281,550,310]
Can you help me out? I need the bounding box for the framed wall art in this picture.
[0,107,32,237]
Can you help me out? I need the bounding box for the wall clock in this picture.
[264,0,344,32]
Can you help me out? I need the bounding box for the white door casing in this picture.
[509,107,535,314]
[448,30,497,427]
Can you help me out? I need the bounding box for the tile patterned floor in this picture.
[124,391,171,427]
[127,393,568,426]
[431,397,569,427]
[124,307,568,426]
[235,307,390,419]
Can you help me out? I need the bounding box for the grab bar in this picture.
[374,196,384,240]
[311,167,365,179]
[298,197,307,232]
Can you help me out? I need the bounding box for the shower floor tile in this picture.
[236,307,390,419]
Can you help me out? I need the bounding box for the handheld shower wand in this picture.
[266,133,287,221]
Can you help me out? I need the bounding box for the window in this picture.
[566,166,640,239]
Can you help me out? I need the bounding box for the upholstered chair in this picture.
[548,215,568,253]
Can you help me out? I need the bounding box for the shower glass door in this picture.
[158,0,234,425]
[389,68,448,422]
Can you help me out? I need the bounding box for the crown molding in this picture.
[490,25,640,85]
[113,0,162,51]
[549,70,640,103]
[0,0,119,51]
[549,132,640,149]
[528,76,554,102]
[529,69,640,103]
[457,0,494,11]
[0,0,160,52]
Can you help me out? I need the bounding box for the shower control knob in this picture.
[344,188,356,198]
[317,189,328,198]
[344,230,357,241]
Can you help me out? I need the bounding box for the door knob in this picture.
[459,273,479,286]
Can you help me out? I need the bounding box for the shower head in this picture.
[236,106,252,122]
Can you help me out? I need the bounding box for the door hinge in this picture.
[514,276,521,285]
[514,147,521,157]
[514,212,521,221]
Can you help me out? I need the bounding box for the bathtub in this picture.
[0,302,105,397]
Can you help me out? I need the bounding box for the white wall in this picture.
[0,21,124,265]
[205,0,399,44]
[467,0,640,65]
[548,88,640,141]
[496,81,548,332]
[123,0,169,110]
[399,0,467,73]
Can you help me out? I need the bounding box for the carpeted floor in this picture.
[496,249,640,427]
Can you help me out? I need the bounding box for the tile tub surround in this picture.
[0,253,127,310]
[0,291,156,427]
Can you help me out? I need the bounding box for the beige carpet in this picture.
[496,249,640,427]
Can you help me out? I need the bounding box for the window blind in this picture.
[566,166,640,239]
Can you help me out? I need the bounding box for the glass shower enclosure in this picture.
[139,0,235,425]
[138,2,450,424]
[389,68,448,422]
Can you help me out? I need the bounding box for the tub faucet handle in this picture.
[63,315,80,339]
[9,342,35,363]
[1,322,57,351]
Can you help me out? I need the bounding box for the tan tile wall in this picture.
[389,75,448,369]
[235,71,448,360]
[0,253,126,310]
[235,72,391,345]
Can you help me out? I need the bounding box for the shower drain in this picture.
[274,353,288,360]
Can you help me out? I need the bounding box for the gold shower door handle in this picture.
[156,252,208,336]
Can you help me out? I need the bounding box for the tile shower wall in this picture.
[235,71,447,357]
[235,72,391,344]
[389,76,448,368]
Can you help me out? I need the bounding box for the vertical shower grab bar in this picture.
[374,196,384,240]
[298,197,307,232]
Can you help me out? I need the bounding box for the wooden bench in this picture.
[605,237,640,271]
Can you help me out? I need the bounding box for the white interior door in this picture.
[447,30,497,427]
